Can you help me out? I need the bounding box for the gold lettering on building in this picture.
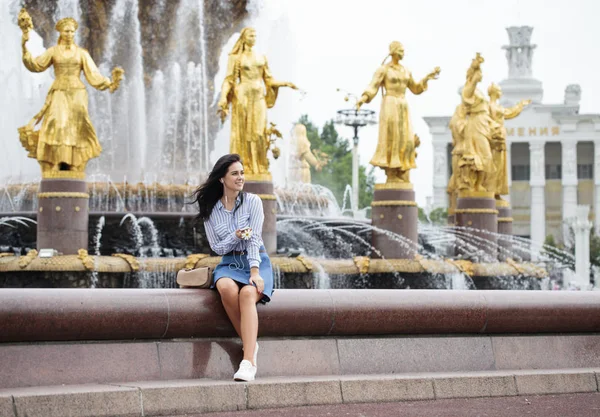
[506,126,559,136]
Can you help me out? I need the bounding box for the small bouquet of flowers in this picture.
[18,8,34,40]
[240,228,253,240]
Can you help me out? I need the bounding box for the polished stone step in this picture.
[1,368,599,417]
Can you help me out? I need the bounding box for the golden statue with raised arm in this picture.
[356,41,440,185]
[218,27,297,181]
[17,9,123,178]
[457,53,498,193]
[488,83,531,200]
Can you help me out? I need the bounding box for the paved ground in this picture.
[175,393,600,417]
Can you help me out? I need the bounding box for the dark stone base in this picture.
[497,203,513,261]
[37,179,89,255]
[371,188,418,259]
[456,195,498,258]
[447,214,455,226]
[243,181,276,254]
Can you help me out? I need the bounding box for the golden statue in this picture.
[218,27,297,181]
[356,41,440,185]
[457,54,499,193]
[17,9,124,178]
[289,123,328,183]
[488,83,531,199]
[447,104,468,216]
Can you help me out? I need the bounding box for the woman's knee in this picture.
[239,285,260,303]
[216,278,239,298]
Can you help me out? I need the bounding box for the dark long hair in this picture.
[190,154,244,221]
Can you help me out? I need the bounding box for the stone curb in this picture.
[1,369,599,417]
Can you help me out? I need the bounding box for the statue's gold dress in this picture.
[221,52,280,177]
[460,88,497,191]
[360,63,427,175]
[20,45,111,171]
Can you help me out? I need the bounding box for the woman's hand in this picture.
[250,273,264,294]
[235,228,252,239]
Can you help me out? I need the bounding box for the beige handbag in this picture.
[176,267,212,288]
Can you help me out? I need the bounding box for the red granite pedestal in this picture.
[455,191,498,258]
[496,199,513,261]
[37,178,89,255]
[243,179,277,254]
[371,183,418,259]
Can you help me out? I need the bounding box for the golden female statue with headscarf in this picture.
[356,41,440,185]
[218,27,297,181]
[17,9,123,178]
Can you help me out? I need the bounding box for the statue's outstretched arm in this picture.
[408,66,441,95]
[504,99,532,119]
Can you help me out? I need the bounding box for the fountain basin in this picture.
[0,253,547,290]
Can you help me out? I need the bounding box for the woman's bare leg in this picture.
[238,285,262,365]
[216,278,242,337]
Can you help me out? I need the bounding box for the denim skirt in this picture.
[212,248,274,304]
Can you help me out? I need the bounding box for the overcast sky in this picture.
[231,0,600,207]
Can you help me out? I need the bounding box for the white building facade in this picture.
[424,26,600,245]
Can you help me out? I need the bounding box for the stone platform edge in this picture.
[2,289,600,343]
[1,368,599,417]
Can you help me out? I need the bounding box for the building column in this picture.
[529,142,546,249]
[561,140,578,245]
[595,140,600,235]
[574,205,592,289]
[432,140,449,209]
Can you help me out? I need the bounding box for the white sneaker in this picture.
[233,360,257,382]
[242,342,259,366]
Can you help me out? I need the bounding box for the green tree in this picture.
[429,208,448,225]
[418,207,428,223]
[297,115,375,212]
[417,207,448,225]
[543,234,562,250]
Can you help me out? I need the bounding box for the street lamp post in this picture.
[335,108,376,214]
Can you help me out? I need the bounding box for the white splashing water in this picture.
[0,1,52,183]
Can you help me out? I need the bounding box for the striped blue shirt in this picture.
[204,192,265,268]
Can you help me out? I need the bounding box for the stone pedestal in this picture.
[455,191,498,258]
[496,199,513,260]
[243,180,276,254]
[447,211,455,226]
[371,184,418,259]
[37,179,89,255]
